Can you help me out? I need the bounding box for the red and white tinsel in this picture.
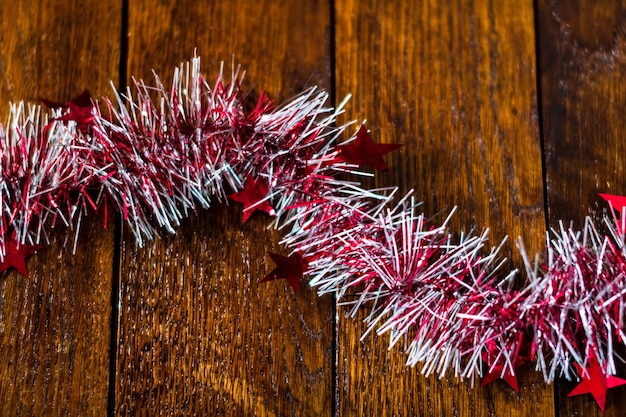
[2,56,626,410]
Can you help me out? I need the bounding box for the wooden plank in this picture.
[0,1,120,415]
[114,2,333,415]
[536,1,626,415]
[334,0,553,415]
[538,0,626,227]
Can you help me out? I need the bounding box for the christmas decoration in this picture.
[261,252,307,292]
[228,176,276,222]
[1,56,625,411]
[336,125,403,171]
[0,233,42,278]
[600,193,626,214]
[480,339,529,392]
[568,354,626,411]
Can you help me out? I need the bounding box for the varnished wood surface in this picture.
[0,1,120,416]
[334,0,551,416]
[537,1,626,416]
[115,2,334,416]
[0,0,625,416]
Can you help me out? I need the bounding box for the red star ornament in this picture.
[598,193,626,214]
[568,355,626,411]
[337,125,403,171]
[42,89,96,134]
[600,193,626,234]
[0,234,43,278]
[57,101,97,133]
[228,177,276,223]
[41,89,93,110]
[481,355,527,392]
[261,252,307,292]
[599,193,626,213]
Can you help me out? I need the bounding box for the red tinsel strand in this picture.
[520,218,626,382]
[2,56,626,387]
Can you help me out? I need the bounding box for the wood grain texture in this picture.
[537,0,626,415]
[1,1,625,416]
[334,0,552,415]
[539,0,626,226]
[0,0,120,415]
[114,1,333,415]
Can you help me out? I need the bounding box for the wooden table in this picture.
[1,1,625,415]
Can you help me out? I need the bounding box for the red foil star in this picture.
[599,193,626,213]
[261,252,307,292]
[337,125,403,171]
[481,354,527,392]
[41,89,93,109]
[0,234,43,278]
[42,89,96,134]
[228,177,276,223]
[600,193,626,234]
[568,355,626,411]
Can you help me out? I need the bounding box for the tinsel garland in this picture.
[2,56,626,410]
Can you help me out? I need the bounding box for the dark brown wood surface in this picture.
[537,1,626,416]
[334,0,551,415]
[0,1,121,416]
[114,1,334,416]
[0,0,625,416]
